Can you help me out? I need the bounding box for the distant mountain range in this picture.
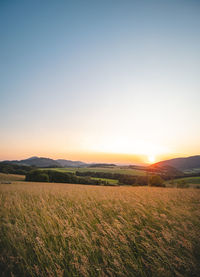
[3,156,116,168]
[153,155,200,171]
[4,156,88,168]
[3,155,200,171]
[56,159,88,168]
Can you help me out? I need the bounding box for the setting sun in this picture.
[148,155,156,164]
[81,136,168,163]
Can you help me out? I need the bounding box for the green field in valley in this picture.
[175,176,200,184]
[43,166,146,176]
[91,177,118,185]
[165,176,200,188]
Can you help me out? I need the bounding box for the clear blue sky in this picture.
[1,0,200,163]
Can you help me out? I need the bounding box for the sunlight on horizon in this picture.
[82,136,170,160]
[148,155,156,164]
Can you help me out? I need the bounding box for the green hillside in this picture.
[43,166,146,176]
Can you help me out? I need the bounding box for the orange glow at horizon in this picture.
[0,135,195,165]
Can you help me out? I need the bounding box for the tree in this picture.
[149,175,165,187]
[25,170,49,182]
[36,173,49,182]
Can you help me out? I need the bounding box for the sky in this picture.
[0,0,200,164]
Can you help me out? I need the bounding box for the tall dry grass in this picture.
[0,173,25,182]
[0,182,200,276]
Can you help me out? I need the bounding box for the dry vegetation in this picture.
[0,181,200,276]
[0,173,25,182]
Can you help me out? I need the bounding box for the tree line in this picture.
[25,170,167,187]
[25,170,114,186]
[76,171,148,186]
[76,171,166,186]
[0,162,34,175]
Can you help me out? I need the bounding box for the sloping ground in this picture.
[174,176,200,184]
[154,155,200,171]
[165,176,200,188]
[149,164,183,177]
[0,173,25,182]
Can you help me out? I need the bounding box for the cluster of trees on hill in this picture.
[76,171,125,179]
[25,169,166,187]
[25,170,114,186]
[76,171,165,186]
[89,163,116,168]
[0,162,34,175]
[148,175,165,187]
[76,171,139,185]
[119,175,148,186]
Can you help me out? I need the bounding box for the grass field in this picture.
[90,177,118,185]
[43,166,146,176]
[0,181,200,277]
[0,173,25,182]
[165,176,200,188]
[183,168,200,174]
[174,176,200,184]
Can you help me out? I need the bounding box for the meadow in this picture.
[0,173,25,182]
[174,176,200,184]
[165,176,200,188]
[0,177,200,277]
[90,177,118,185]
[43,166,146,176]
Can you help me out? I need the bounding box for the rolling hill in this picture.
[56,159,87,167]
[8,157,60,168]
[3,157,88,168]
[153,155,200,171]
